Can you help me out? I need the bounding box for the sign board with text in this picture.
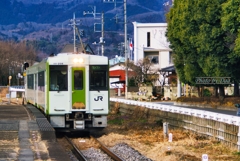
[195,77,232,85]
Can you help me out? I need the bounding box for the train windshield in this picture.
[49,65,68,91]
[89,65,108,91]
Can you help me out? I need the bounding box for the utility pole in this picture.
[84,6,105,56]
[69,13,81,53]
[103,0,122,10]
[103,0,128,97]
[73,13,76,53]
[83,6,100,19]
[124,0,128,99]
[99,12,105,56]
[103,0,123,24]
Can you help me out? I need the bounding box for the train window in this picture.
[74,71,83,90]
[27,74,34,89]
[38,71,45,92]
[89,65,108,91]
[49,65,68,91]
[38,71,44,86]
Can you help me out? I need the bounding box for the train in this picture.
[24,53,109,131]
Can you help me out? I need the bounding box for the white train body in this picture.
[25,53,109,130]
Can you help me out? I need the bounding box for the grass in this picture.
[107,116,123,125]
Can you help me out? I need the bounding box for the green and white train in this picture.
[25,53,109,131]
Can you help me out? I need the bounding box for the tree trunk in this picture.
[234,80,239,96]
[197,86,200,97]
[199,86,204,97]
[219,85,225,97]
[214,86,218,97]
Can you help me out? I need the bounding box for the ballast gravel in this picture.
[81,142,152,161]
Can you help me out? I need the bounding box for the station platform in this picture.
[0,104,71,161]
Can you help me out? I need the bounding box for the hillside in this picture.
[0,0,167,59]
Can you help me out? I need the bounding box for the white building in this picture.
[132,22,173,86]
[133,22,173,69]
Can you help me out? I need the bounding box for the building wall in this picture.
[109,65,136,94]
[132,22,172,69]
[132,22,173,88]
[160,51,173,68]
[109,69,125,93]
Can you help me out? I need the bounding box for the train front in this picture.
[48,53,109,131]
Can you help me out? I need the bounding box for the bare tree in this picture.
[127,58,159,87]
[0,40,36,85]
[158,70,168,86]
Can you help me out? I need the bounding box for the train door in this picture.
[34,73,37,104]
[49,65,69,114]
[72,67,86,110]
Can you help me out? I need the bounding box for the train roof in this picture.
[26,53,109,74]
[47,52,109,65]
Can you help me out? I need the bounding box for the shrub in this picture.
[203,89,211,97]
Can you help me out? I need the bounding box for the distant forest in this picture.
[0,0,166,25]
[0,0,167,59]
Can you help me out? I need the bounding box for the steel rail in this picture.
[91,136,124,161]
[65,136,87,161]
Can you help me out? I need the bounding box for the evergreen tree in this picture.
[221,0,240,95]
[166,0,234,96]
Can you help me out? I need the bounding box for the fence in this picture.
[110,98,240,150]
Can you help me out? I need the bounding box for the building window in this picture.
[147,32,150,47]
[147,55,159,64]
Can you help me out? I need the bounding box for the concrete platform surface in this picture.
[0,104,71,161]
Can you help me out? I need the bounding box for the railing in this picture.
[110,97,240,150]
[110,98,240,126]
[9,86,25,92]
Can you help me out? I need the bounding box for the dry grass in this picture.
[102,105,240,161]
[177,96,240,110]
[0,87,8,98]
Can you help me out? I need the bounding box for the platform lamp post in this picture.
[8,75,12,104]
[8,76,12,86]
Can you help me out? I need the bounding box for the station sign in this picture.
[195,77,232,84]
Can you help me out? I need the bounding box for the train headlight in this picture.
[73,58,78,63]
[79,58,83,63]
[73,58,84,63]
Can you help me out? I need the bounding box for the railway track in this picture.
[63,135,124,161]
[65,136,88,161]
[60,134,152,161]
[90,136,124,161]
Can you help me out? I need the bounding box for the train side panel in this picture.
[37,70,46,111]
[25,61,47,111]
